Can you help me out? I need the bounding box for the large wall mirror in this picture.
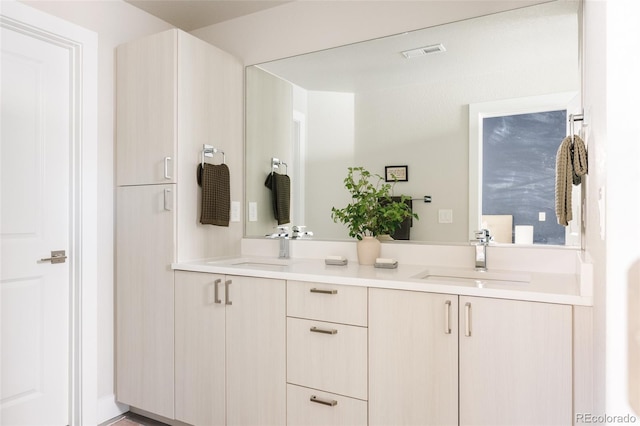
[245,0,581,246]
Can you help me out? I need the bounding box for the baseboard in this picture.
[98,394,129,424]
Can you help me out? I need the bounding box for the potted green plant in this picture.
[331,166,418,264]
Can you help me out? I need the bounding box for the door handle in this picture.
[164,156,172,179]
[39,250,67,264]
[164,188,173,211]
[444,300,452,335]
[214,279,222,304]
[207,279,222,304]
[225,280,232,305]
[464,302,472,337]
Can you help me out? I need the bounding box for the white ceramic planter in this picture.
[357,236,381,265]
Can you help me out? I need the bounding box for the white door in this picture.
[1,19,72,426]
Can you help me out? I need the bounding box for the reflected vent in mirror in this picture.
[401,43,446,59]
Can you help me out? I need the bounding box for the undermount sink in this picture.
[414,267,531,285]
[207,257,294,270]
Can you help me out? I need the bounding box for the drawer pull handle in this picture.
[310,288,337,295]
[310,326,338,335]
[310,395,338,407]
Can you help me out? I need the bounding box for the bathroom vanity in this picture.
[165,254,591,426]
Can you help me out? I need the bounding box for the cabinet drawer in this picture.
[287,384,367,426]
[287,318,367,399]
[287,281,367,326]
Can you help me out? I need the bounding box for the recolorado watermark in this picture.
[576,413,638,424]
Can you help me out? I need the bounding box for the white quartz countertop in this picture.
[172,256,592,306]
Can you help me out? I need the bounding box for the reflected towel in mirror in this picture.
[555,135,587,226]
[264,172,290,225]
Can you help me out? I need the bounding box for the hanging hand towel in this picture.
[555,135,587,226]
[199,163,230,226]
[389,196,413,240]
[264,172,290,225]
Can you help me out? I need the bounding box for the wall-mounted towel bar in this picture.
[410,196,432,203]
[272,157,288,174]
[202,144,225,167]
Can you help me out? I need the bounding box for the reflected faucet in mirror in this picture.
[472,229,492,271]
[266,225,314,259]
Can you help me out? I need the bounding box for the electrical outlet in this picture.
[249,202,258,222]
[231,201,240,222]
[438,209,453,224]
[538,212,546,221]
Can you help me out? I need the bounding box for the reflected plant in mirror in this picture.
[245,0,581,246]
[330,167,418,240]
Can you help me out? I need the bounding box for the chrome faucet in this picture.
[266,225,313,259]
[472,229,492,271]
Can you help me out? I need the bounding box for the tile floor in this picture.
[101,412,167,426]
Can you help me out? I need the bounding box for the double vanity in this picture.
[165,248,592,426]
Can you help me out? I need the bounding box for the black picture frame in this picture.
[385,165,408,182]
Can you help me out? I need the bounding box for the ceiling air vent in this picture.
[401,43,446,59]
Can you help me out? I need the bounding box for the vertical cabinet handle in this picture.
[163,188,172,211]
[213,279,222,304]
[444,300,452,334]
[464,302,472,337]
[164,156,172,179]
[310,395,338,407]
[225,280,232,305]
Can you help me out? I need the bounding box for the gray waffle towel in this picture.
[264,172,290,225]
[199,163,230,226]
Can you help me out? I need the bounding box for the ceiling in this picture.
[257,1,578,92]
[124,0,290,31]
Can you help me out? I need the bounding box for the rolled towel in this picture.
[199,163,230,226]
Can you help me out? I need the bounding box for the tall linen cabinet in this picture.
[115,29,242,418]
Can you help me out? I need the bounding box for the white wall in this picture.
[305,91,355,238]
[584,0,640,418]
[601,0,640,417]
[20,1,173,421]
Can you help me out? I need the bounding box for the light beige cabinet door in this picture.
[175,271,226,426]
[459,296,572,426]
[226,276,286,426]
[116,184,176,419]
[369,288,458,426]
[116,29,177,186]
